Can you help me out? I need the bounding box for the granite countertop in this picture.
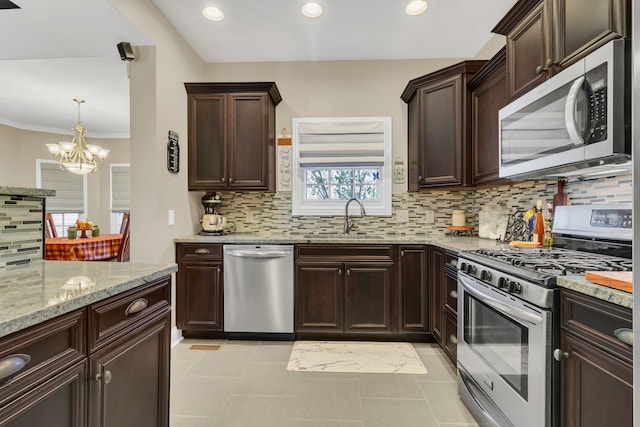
[0,186,56,197]
[174,233,511,253]
[557,276,632,309]
[0,260,178,339]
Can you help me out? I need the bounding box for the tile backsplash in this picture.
[0,194,44,269]
[213,174,633,238]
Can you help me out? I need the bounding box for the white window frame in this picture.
[36,159,88,216]
[291,117,392,216]
[110,163,130,233]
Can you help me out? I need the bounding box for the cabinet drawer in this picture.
[444,271,458,315]
[177,243,222,260]
[0,309,86,408]
[443,310,458,363]
[296,244,394,261]
[444,252,458,270]
[88,277,171,353]
[561,290,632,363]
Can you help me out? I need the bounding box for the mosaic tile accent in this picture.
[213,174,632,237]
[0,194,44,269]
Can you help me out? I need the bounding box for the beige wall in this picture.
[110,0,206,264]
[0,123,129,232]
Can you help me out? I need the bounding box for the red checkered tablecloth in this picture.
[45,234,123,261]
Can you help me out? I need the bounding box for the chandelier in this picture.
[45,99,109,175]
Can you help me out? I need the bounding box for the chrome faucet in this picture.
[344,198,366,234]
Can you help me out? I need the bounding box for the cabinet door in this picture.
[0,361,86,427]
[344,262,393,333]
[471,52,509,186]
[228,93,272,190]
[429,247,444,344]
[506,0,553,99]
[417,75,464,187]
[177,260,224,332]
[187,93,227,190]
[396,246,428,333]
[560,332,632,427]
[89,311,170,427]
[553,0,629,68]
[295,262,344,332]
[442,310,458,364]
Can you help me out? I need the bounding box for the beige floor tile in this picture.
[170,375,236,417]
[416,353,457,382]
[186,348,253,377]
[290,378,362,421]
[212,394,292,427]
[360,398,438,427]
[419,380,479,425]
[250,342,294,363]
[232,362,299,396]
[357,373,425,399]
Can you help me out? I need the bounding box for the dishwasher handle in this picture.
[226,250,290,259]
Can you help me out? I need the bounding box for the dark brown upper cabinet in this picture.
[467,48,510,187]
[493,0,629,100]
[401,61,485,190]
[184,82,282,191]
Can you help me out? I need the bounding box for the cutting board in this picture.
[584,271,632,293]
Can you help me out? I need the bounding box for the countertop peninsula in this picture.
[0,260,178,339]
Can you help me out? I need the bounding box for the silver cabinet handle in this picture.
[401,250,404,257]
[553,348,569,361]
[194,248,210,254]
[346,269,350,276]
[338,269,342,276]
[229,178,234,183]
[449,290,458,299]
[614,328,633,346]
[125,298,148,316]
[96,370,112,384]
[0,354,31,382]
[221,177,226,183]
[449,335,458,345]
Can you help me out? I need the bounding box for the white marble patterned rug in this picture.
[287,341,427,374]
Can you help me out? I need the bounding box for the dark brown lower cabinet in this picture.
[0,361,86,427]
[396,245,429,336]
[0,277,172,427]
[558,289,633,427]
[344,262,393,333]
[89,311,170,427]
[442,310,458,363]
[175,243,224,336]
[429,246,444,344]
[295,262,343,332]
[294,245,394,339]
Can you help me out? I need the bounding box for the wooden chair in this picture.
[45,213,57,238]
[116,212,130,262]
[119,212,130,235]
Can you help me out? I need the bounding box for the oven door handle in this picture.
[460,277,543,325]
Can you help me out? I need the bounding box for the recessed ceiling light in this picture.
[202,6,224,21]
[405,0,428,16]
[301,2,323,18]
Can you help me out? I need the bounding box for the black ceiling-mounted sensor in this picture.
[117,41,135,61]
[0,0,20,9]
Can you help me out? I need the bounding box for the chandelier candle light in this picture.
[46,99,109,175]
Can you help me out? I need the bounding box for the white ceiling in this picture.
[0,0,517,138]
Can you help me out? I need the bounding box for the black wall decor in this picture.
[167,131,179,174]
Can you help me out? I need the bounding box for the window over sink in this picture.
[292,117,392,216]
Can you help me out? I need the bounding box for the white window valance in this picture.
[297,119,386,167]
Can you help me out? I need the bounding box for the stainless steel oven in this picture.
[458,270,553,427]
[456,204,632,427]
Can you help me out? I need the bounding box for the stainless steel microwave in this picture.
[498,40,630,180]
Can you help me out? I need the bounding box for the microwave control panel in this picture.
[586,63,608,144]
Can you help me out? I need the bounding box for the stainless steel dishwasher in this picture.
[223,245,294,338]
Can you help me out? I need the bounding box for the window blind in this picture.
[111,164,130,212]
[40,162,85,212]
[297,120,385,166]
